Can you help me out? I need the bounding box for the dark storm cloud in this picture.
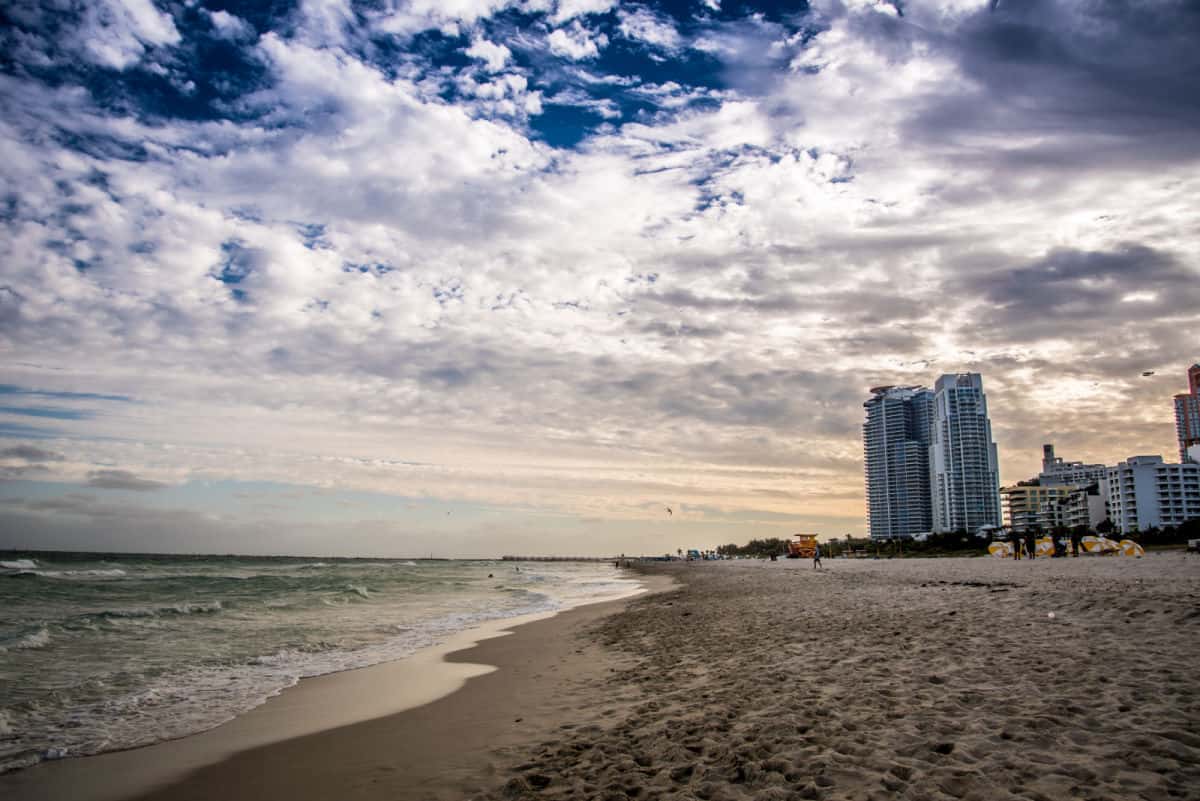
[954,243,1200,341]
[913,0,1200,163]
[86,469,168,491]
[0,445,65,462]
[645,287,803,313]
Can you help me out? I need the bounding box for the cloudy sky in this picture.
[0,0,1197,557]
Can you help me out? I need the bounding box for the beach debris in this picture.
[1142,370,1155,376]
[502,777,531,798]
[525,773,552,789]
[1047,612,1056,620]
[666,506,673,516]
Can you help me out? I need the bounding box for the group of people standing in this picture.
[1008,529,1086,559]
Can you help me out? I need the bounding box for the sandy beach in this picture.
[5,555,1199,801]
[476,554,1200,801]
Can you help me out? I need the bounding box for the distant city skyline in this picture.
[1,1,1197,555]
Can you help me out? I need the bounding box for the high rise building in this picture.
[1174,364,1200,463]
[863,385,934,540]
[930,373,1002,533]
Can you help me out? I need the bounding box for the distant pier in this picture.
[501,555,622,562]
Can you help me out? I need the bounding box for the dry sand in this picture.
[483,554,1200,801]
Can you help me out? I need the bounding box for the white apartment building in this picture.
[930,373,1002,533]
[1106,455,1200,533]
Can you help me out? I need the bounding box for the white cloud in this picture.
[616,6,683,51]
[464,37,512,72]
[374,0,519,37]
[79,0,181,70]
[208,10,255,41]
[1,1,1197,553]
[547,21,608,60]
[551,0,618,24]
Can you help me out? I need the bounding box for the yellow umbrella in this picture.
[1080,536,1116,554]
[988,541,1013,558]
[1118,539,1145,557]
[1035,536,1055,558]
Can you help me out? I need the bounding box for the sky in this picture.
[0,0,1197,557]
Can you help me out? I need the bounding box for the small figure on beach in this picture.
[813,542,822,570]
[1024,531,1037,560]
[1071,528,1082,557]
[1010,530,1022,560]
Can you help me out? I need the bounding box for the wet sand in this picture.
[0,574,674,801]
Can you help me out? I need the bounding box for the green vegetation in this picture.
[714,538,791,558]
[714,519,1199,560]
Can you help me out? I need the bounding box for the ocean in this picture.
[0,552,640,774]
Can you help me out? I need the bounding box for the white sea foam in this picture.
[0,559,640,775]
[2,628,51,652]
[97,601,223,620]
[0,559,37,570]
[25,568,127,579]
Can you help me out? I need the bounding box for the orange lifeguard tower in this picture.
[786,533,818,559]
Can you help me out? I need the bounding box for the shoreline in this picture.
[0,571,675,801]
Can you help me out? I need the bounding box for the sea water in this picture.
[0,553,639,773]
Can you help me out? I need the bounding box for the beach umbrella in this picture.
[988,541,1012,558]
[1118,539,1145,558]
[1035,537,1055,558]
[1082,536,1120,554]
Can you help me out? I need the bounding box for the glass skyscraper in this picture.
[863,385,934,540]
[1174,364,1200,463]
[929,373,1002,534]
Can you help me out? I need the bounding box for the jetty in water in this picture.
[500,555,623,562]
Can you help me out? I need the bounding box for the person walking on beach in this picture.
[1010,529,1022,560]
[1071,528,1082,557]
[1024,531,1037,560]
[813,542,822,570]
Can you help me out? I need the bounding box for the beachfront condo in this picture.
[1174,363,1200,463]
[863,385,934,540]
[930,373,1002,534]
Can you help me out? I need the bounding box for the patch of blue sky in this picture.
[214,240,254,302]
[343,262,393,275]
[530,103,612,148]
[0,422,63,440]
[0,386,133,403]
[0,406,93,421]
[48,129,151,163]
[295,222,330,250]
